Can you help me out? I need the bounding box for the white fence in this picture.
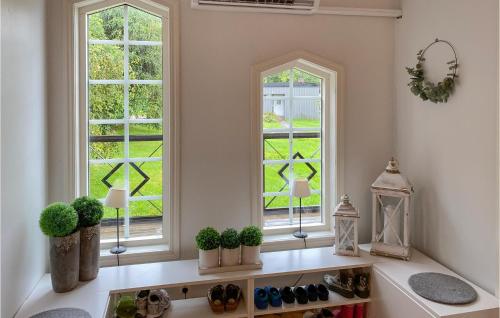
[263,83,321,120]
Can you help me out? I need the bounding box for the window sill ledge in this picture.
[262,231,334,252]
[100,244,177,267]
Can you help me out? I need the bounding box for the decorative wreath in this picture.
[406,39,458,103]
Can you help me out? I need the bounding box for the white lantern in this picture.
[370,158,413,260]
[333,194,359,256]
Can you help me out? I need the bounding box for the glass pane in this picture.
[292,68,321,97]
[338,218,355,252]
[129,200,163,238]
[292,99,321,129]
[89,84,124,119]
[88,162,125,199]
[263,136,289,160]
[88,6,124,40]
[264,195,289,228]
[129,124,163,158]
[89,44,124,80]
[89,124,124,159]
[128,6,162,41]
[292,162,321,191]
[263,69,290,130]
[129,161,162,197]
[263,163,289,194]
[129,84,162,119]
[129,46,162,80]
[292,135,321,160]
[293,194,321,225]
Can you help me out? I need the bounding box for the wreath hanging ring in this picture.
[406,38,458,103]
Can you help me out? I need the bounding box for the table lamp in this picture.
[104,188,128,254]
[292,178,311,238]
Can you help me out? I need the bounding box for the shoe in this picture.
[316,283,329,301]
[279,286,295,304]
[324,271,354,298]
[115,296,137,318]
[293,286,308,304]
[224,284,242,312]
[208,285,225,313]
[135,290,149,317]
[320,308,334,317]
[254,287,269,310]
[306,284,318,302]
[354,273,370,298]
[265,286,282,307]
[146,289,170,318]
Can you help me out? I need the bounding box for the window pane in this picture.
[129,161,162,197]
[291,68,321,97]
[263,163,289,194]
[292,101,321,129]
[263,70,290,130]
[129,124,163,158]
[128,6,162,41]
[292,135,321,160]
[89,84,124,119]
[129,46,162,80]
[89,44,124,80]
[88,162,125,199]
[264,195,289,228]
[129,200,163,238]
[88,6,124,40]
[293,162,321,191]
[263,135,289,160]
[89,124,124,159]
[293,194,321,225]
[129,84,162,119]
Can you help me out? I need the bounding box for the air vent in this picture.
[193,0,319,12]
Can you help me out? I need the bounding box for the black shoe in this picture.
[293,286,308,304]
[306,284,318,302]
[354,273,370,299]
[279,286,295,304]
[316,283,329,301]
[320,308,334,317]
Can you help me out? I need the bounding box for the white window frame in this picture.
[251,51,344,237]
[74,0,180,258]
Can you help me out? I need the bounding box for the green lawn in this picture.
[91,115,322,219]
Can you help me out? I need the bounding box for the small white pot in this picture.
[221,247,240,266]
[199,248,219,269]
[241,245,261,265]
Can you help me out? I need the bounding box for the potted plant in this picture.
[39,202,79,293]
[195,227,221,269]
[220,228,240,266]
[72,196,104,281]
[239,225,263,265]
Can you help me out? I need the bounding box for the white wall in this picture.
[0,0,48,317]
[394,0,499,294]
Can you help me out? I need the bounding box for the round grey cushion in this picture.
[408,272,477,305]
[30,308,91,318]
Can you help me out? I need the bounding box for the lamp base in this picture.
[110,246,127,254]
[293,231,308,239]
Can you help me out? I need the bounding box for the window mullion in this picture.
[288,68,294,225]
[123,5,131,239]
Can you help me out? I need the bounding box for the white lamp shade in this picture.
[292,179,311,198]
[104,188,128,208]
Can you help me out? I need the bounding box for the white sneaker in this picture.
[147,289,170,318]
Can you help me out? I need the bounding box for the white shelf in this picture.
[253,290,369,316]
[164,297,247,318]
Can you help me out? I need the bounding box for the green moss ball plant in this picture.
[239,225,263,247]
[220,228,240,249]
[71,196,104,228]
[195,227,221,251]
[39,203,78,237]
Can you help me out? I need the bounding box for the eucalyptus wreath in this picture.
[406,39,458,103]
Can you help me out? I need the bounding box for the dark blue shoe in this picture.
[254,288,269,310]
[265,286,282,307]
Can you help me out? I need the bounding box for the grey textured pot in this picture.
[79,224,100,281]
[49,231,80,293]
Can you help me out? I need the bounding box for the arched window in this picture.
[76,0,179,257]
[252,53,342,237]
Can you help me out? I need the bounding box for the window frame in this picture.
[251,51,344,237]
[74,0,180,257]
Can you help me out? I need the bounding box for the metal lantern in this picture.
[370,158,413,260]
[333,194,359,256]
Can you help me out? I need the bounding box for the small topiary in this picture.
[220,228,240,249]
[39,203,78,237]
[239,225,263,246]
[195,227,221,251]
[71,196,104,227]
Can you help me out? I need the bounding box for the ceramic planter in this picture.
[49,231,80,293]
[221,247,240,266]
[79,224,100,281]
[199,248,219,268]
[241,245,261,265]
